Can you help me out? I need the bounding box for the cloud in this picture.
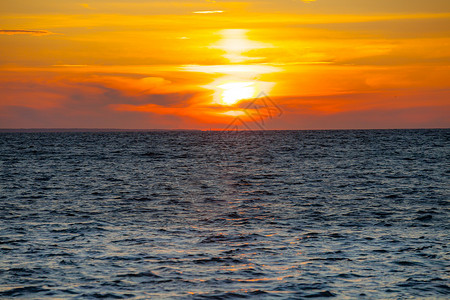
[193,10,224,14]
[0,29,56,36]
[52,65,89,67]
[80,3,93,9]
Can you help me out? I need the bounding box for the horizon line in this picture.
[0,127,448,133]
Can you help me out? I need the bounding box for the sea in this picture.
[0,129,448,299]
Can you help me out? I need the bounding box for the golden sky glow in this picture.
[0,0,449,129]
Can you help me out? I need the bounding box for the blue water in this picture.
[0,129,449,299]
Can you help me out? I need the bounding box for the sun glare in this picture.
[219,82,256,105]
[182,28,278,111]
[201,29,277,108]
[212,29,269,63]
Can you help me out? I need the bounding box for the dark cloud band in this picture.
[0,29,55,36]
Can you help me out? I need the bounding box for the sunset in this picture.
[0,1,449,299]
[1,0,449,129]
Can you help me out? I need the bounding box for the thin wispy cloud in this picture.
[80,3,93,9]
[52,65,89,67]
[193,10,224,14]
[0,29,56,36]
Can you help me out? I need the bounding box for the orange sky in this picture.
[1,0,449,129]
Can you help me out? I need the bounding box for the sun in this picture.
[218,82,256,105]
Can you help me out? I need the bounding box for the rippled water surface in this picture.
[0,129,449,299]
